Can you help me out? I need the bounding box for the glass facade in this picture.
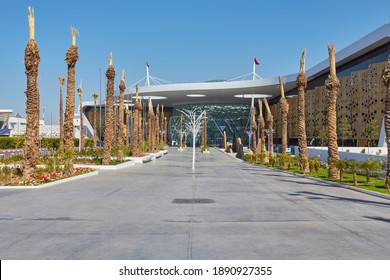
[169,104,251,147]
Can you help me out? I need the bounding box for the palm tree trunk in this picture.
[92,94,98,151]
[279,76,289,156]
[383,56,390,190]
[103,54,116,165]
[251,107,257,153]
[353,172,357,186]
[258,99,267,154]
[77,87,84,152]
[147,98,154,151]
[325,44,340,179]
[117,71,126,161]
[23,7,40,179]
[297,49,308,173]
[155,105,160,149]
[63,28,79,158]
[263,98,274,157]
[132,85,141,156]
[58,76,65,150]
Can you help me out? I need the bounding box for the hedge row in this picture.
[0,137,94,150]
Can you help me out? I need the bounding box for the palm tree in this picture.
[258,99,267,154]
[103,53,116,165]
[383,55,390,189]
[147,98,155,151]
[155,104,160,149]
[251,106,257,153]
[63,27,79,157]
[360,158,382,184]
[58,76,65,149]
[263,98,274,157]
[363,118,378,154]
[164,116,168,144]
[132,85,142,156]
[346,159,360,186]
[92,93,98,151]
[202,111,208,149]
[23,6,40,179]
[117,70,126,161]
[77,86,84,152]
[297,49,308,173]
[161,105,165,144]
[279,76,289,156]
[338,117,352,151]
[331,158,347,182]
[325,44,340,179]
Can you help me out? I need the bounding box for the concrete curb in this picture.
[0,170,99,190]
[75,161,135,170]
[127,149,168,164]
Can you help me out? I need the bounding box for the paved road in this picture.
[1,148,390,259]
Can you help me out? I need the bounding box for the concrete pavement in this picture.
[1,147,390,259]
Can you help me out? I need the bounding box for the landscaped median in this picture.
[0,168,98,189]
[218,148,390,200]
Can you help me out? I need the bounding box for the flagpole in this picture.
[253,60,256,80]
[146,62,150,86]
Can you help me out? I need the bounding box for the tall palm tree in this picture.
[117,70,126,161]
[202,111,208,148]
[132,85,142,156]
[92,93,98,151]
[251,106,257,153]
[147,98,155,151]
[382,56,390,189]
[23,6,40,179]
[125,109,131,148]
[164,116,168,144]
[155,104,160,149]
[258,99,267,154]
[279,76,289,155]
[325,44,340,179]
[263,98,274,157]
[63,27,79,156]
[58,76,65,149]
[103,53,116,165]
[297,49,308,173]
[77,86,84,152]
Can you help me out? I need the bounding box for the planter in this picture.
[75,160,135,170]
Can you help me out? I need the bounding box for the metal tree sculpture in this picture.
[179,109,205,170]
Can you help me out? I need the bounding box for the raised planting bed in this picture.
[0,168,97,189]
[74,160,135,170]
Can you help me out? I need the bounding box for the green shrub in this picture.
[360,148,366,154]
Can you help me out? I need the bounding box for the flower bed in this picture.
[1,167,94,186]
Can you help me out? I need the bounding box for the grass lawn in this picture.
[257,162,390,196]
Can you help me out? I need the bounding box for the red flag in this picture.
[254,57,260,65]
[146,61,149,68]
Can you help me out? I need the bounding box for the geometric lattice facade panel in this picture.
[270,61,387,143]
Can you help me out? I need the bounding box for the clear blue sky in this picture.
[0,0,389,124]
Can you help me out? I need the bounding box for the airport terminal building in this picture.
[80,24,390,148]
